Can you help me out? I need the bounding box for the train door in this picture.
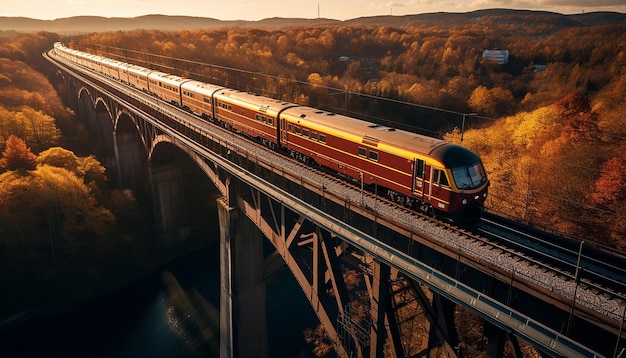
[412,159,425,198]
[279,118,288,148]
[431,167,450,210]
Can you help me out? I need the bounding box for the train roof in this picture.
[281,106,445,153]
[281,106,480,167]
[147,71,190,85]
[180,80,224,96]
[101,57,126,68]
[214,89,298,117]
[126,64,152,75]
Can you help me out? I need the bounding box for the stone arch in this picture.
[93,97,116,171]
[77,86,96,132]
[148,136,222,248]
[149,134,227,198]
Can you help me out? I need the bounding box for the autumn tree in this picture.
[590,157,626,208]
[0,56,69,118]
[586,155,626,248]
[0,135,37,171]
[0,106,61,153]
[554,91,598,140]
[468,85,515,117]
[38,147,109,201]
[32,165,115,249]
[38,146,81,174]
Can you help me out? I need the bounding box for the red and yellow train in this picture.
[53,42,489,220]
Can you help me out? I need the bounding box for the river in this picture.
[0,242,320,357]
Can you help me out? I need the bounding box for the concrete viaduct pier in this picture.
[218,192,268,358]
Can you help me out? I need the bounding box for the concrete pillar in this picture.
[115,129,143,189]
[150,164,189,248]
[218,196,268,358]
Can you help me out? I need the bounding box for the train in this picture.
[52,42,489,221]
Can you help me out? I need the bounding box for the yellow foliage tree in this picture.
[468,85,515,118]
[0,106,61,153]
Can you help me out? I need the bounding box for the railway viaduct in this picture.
[47,50,623,358]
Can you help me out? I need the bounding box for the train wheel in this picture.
[422,203,435,217]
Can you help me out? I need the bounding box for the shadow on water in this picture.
[0,241,322,357]
[0,245,220,358]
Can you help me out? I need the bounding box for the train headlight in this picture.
[483,192,487,198]
[462,199,467,205]
[474,195,480,200]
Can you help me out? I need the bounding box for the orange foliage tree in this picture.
[555,91,598,140]
[0,135,37,171]
[590,157,626,207]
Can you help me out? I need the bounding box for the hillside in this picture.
[0,10,624,33]
[0,14,340,33]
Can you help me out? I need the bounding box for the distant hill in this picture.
[0,10,624,34]
[0,14,340,33]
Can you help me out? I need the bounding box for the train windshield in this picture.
[451,162,487,190]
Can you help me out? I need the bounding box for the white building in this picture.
[482,50,509,64]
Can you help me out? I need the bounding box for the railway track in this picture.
[476,213,626,300]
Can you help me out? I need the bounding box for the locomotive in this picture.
[53,42,489,220]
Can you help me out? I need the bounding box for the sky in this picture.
[1,0,625,21]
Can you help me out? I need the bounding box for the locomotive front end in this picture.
[432,143,489,220]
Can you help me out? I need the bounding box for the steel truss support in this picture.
[237,183,426,358]
[411,279,460,357]
[365,257,404,358]
[238,185,355,357]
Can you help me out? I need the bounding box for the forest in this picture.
[0,32,192,319]
[0,11,624,322]
[65,13,626,249]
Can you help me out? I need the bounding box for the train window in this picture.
[311,132,318,141]
[451,163,487,189]
[287,123,293,132]
[218,102,232,111]
[358,147,367,157]
[416,159,425,178]
[434,169,450,188]
[369,151,379,162]
[302,129,309,137]
[319,134,326,143]
[295,127,301,135]
[268,117,274,125]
